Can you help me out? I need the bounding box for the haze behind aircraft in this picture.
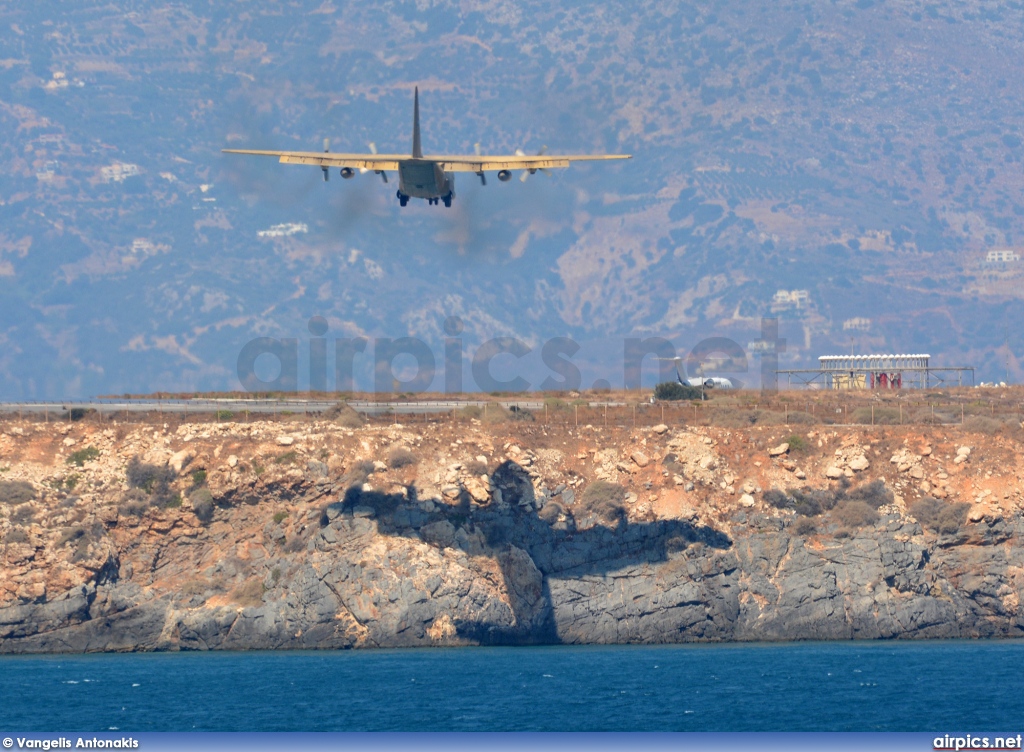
[223,88,631,207]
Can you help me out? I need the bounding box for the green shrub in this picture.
[910,497,971,535]
[67,446,101,467]
[215,410,234,420]
[274,450,298,465]
[786,435,807,453]
[191,469,207,487]
[0,480,36,505]
[655,382,703,401]
[273,510,288,524]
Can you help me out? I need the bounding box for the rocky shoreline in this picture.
[1,412,1022,652]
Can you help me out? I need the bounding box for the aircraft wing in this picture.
[431,154,630,172]
[222,149,630,173]
[222,149,403,171]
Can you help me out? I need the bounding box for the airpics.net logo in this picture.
[234,316,786,395]
[933,734,1023,750]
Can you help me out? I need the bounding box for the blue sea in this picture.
[1,642,1022,732]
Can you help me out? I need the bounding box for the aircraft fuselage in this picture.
[397,159,454,206]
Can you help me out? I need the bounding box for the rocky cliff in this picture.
[1,409,1022,652]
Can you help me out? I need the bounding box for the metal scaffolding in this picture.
[777,353,974,390]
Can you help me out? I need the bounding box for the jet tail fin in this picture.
[412,87,423,159]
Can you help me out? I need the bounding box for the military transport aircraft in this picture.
[223,88,631,207]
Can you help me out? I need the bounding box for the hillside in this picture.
[1,0,1024,397]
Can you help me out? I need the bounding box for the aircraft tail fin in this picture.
[412,86,423,159]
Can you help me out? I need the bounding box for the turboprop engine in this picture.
[340,167,355,179]
[497,170,512,182]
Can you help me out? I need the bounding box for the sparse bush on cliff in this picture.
[832,500,879,529]
[793,517,817,536]
[273,510,288,524]
[323,402,364,428]
[388,446,418,469]
[127,457,173,493]
[538,500,564,524]
[784,411,816,425]
[190,469,207,487]
[655,382,703,401]
[847,479,893,509]
[852,407,901,425]
[56,522,105,562]
[910,497,971,535]
[4,528,29,545]
[118,489,150,518]
[962,415,1015,435]
[229,579,266,608]
[10,504,35,524]
[580,481,627,523]
[765,480,889,520]
[0,480,35,506]
[464,459,488,476]
[67,447,100,467]
[710,408,789,428]
[764,489,791,510]
[191,488,215,523]
[344,459,376,488]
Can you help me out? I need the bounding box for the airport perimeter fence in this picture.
[1,398,1022,433]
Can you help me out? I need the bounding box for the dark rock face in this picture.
[2,487,1022,653]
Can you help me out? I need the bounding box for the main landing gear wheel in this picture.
[396,190,408,207]
[442,194,452,208]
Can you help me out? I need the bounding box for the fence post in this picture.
[575,404,578,427]
[872,404,874,425]
[961,404,964,424]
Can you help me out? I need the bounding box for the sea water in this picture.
[1,641,1022,732]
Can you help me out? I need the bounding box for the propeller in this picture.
[369,142,387,183]
[517,145,549,182]
[321,138,330,181]
[474,143,486,186]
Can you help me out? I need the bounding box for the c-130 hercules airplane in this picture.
[223,87,631,207]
